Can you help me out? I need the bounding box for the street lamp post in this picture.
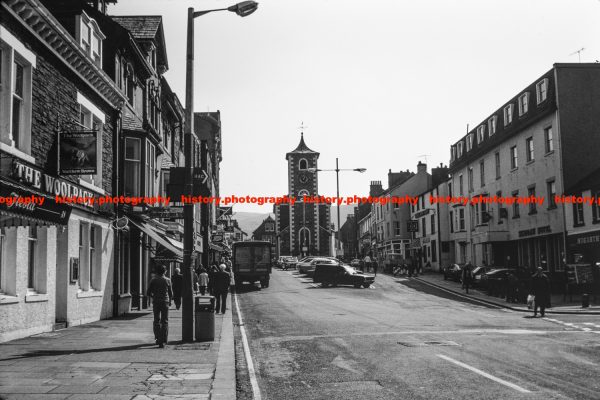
[308,158,366,258]
[182,1,258,342]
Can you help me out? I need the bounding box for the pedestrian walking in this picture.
[171,267,183,310]
[506,271,518,303]
[531,267,551,317]
[146,265,173,348]
[198,268,209,295]
[208,265,219,295]
[372,259,378,276]
[213,264,231,314]
[364,255,371,272]
[462,262,473,294]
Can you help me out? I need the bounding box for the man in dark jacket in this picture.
[462,263,473,294]
[506,271,518,303]
[147,265,173,348]
[171,268,183,310]
[213,264,231,314]
[531,267,551,317]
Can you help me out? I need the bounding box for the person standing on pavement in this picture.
[213,264,231,314]
[506,271,518,303]
[146,265,173,348]
[171,268,183,310]
[462,262,473,294]
[198,268,209,295]
[208,264,218,295]
[531,267,551,317]
[372,258,378,276]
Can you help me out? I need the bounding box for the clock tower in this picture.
[275,133,331,257]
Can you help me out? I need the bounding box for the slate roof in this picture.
[286,133,319,158]
[111,16,162,40]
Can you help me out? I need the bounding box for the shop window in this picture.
[79,223,101,291]
[0,27,36,162]
[26,226,47,294]
[124,137,141,196]
[77,12,105,67]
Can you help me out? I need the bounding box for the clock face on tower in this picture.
[299,173,309,184]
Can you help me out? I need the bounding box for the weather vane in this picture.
[298,121,308,136]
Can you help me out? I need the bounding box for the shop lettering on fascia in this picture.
[11,159,96,208]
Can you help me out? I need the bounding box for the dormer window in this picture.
[518,92,529,116]
[466,133,474,151]
[488,116,497,136]
[536,78,548,104]
[457,141,464,157]
[77,12,105,67]
[503,104,513,126]
[477,125,485,143]
[450,145,456,162]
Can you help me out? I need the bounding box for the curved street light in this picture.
[181,1,259,342]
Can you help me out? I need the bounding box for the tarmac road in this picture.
[234,269,600,400]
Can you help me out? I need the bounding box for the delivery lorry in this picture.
[232,241,272,288]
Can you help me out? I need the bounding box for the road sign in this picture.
[147,207,184,219]
[407,220,419,232]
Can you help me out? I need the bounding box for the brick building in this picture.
[1,0,124,341]
[275,133,332,258]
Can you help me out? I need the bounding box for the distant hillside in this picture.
[234,212,274,237]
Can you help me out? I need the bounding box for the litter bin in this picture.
[195,296,215,341]
[582,293,590,308]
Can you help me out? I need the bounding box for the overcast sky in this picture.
[111,0,600,212]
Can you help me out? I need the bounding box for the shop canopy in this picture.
[128,218,183,260]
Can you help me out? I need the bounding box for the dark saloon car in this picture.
[313,263,375,288]
[443,263,465,281]
[471,266,493,286]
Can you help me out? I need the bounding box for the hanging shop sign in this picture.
[59,130,98,175]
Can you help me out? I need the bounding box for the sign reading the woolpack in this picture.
[59,130,97,175]
[11,159,97,208]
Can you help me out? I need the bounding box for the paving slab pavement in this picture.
[0,304,236,400]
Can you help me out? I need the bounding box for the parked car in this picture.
[471,266,494,286]
[295,256,318,272]
[443,263,465,281]
[313,263,375,288]
[480,269,512,296]
[281,256,298,270]
[298,257,338,276]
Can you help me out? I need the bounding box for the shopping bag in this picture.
[527,294,535,309]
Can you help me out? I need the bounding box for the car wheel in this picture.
[354,283,361,288]
[362,282,371,288]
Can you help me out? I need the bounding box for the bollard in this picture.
[195,295,215,341]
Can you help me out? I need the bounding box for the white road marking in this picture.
[437,354,531,393]
[234,292,262,400]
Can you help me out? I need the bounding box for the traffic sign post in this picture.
[407,220,419,232]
